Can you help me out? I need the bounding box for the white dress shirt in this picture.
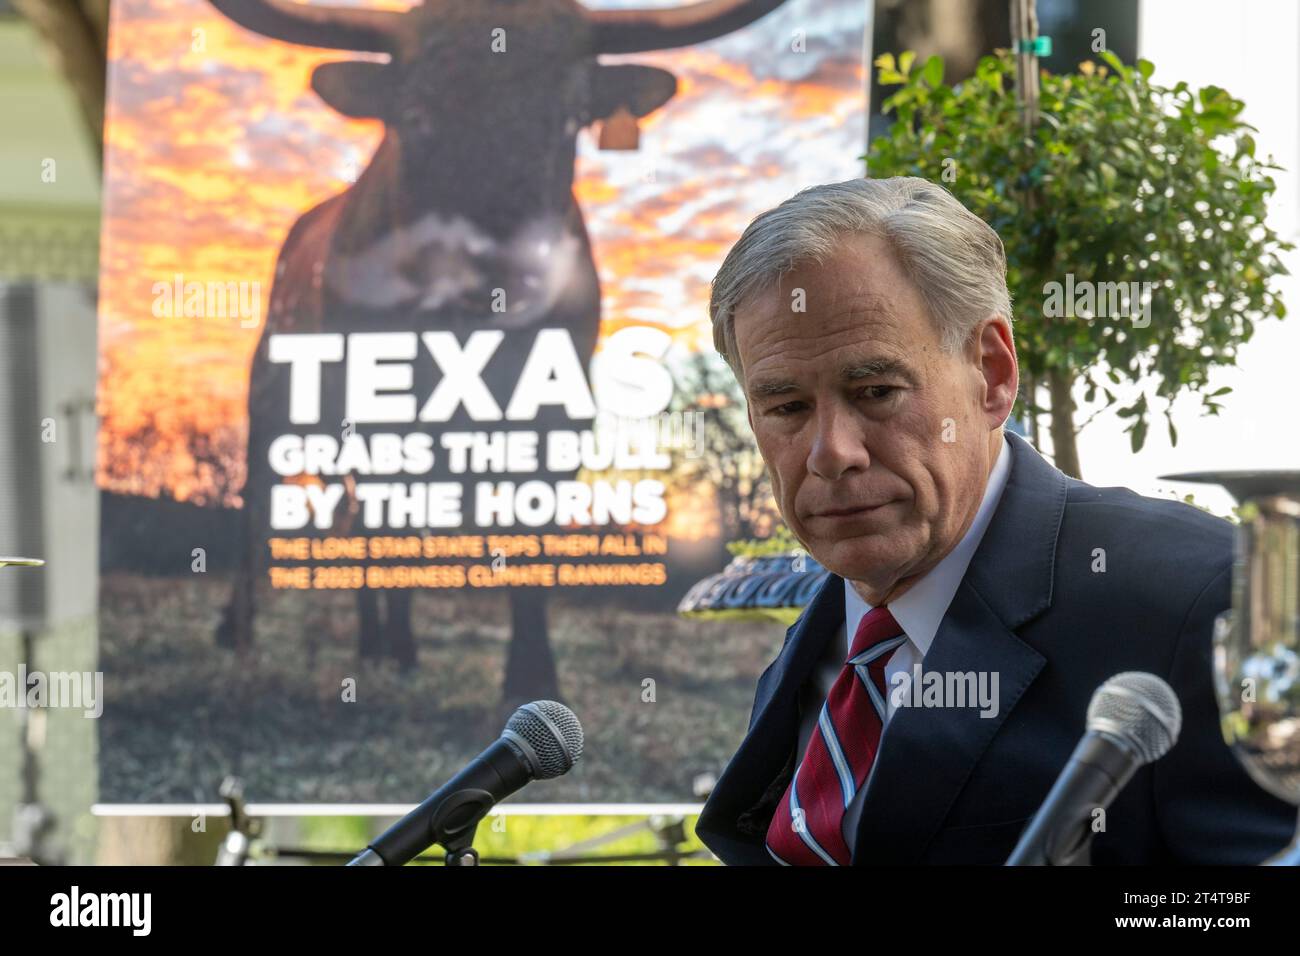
[792,432,1012,856]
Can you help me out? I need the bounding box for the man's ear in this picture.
[311,61,392,119]
[974,315,1018,428]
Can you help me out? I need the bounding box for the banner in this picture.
[97,0,868,804]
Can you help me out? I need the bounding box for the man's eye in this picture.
[768,386,897,417]
[858,385,898,401]
[769,401,804,417]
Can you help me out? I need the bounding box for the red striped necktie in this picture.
[765,605,907,865]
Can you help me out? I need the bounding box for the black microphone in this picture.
[348,700,583,866]
[1006,672,1181,866]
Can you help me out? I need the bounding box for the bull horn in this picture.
[585,0,790,54]
[209,0,402,52]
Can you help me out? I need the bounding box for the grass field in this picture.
[97,571,787,806]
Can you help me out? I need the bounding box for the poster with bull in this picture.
[96,0,868,804]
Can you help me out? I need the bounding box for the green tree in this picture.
[864,49,1290,478]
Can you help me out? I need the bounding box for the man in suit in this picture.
[695,176,1297,864]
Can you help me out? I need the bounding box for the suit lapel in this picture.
[747,571,844,750]
[695,571,843,864]
[851,430,1069,863]
[849,580,1046,862]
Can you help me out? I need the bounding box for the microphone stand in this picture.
[214,777,256,866]
[347,835,479,866]
[1005,822,1094,866]
[348,788,493,866]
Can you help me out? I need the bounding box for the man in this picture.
[695,176,1296,865]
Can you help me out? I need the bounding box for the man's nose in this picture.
[807,401,869,482]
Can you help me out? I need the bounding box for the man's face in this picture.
[735,233,1017,601]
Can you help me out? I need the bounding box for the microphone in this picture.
[348,700,583,866]
[1006,672,1181,866]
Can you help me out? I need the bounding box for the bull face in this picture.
[208,0,790,321]
[210,0,792,149]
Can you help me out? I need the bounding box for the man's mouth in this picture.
[812,502,892,518]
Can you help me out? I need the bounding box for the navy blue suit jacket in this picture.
[696,430,1297,865]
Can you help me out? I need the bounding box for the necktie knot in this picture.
[847,605,903,664]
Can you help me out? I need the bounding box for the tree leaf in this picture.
[1099,50,1127,76]
[1130,418,1148,452]
[922,55,944,89]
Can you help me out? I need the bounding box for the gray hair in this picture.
[709,176,1013,379]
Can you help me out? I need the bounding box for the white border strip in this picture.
[92,803,707,817]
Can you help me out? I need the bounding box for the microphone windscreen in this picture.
[506,700,584,778]
[1086,671,1181,764]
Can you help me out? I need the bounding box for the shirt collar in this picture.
[844,432,1012,657]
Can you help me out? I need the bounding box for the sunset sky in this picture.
[97,0,868,539]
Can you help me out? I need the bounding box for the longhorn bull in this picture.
[208,0,790,707]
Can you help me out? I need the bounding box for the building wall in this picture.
[0,14,102,864]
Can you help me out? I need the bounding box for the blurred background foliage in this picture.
[865,49,1291,479]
